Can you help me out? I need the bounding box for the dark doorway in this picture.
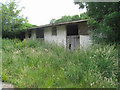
[66,24,79,50]
[36,28,44,39]
[67,25,78,36]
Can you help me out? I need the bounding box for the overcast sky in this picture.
[0,0,86,26]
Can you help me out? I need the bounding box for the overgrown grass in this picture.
[2,38,118,88]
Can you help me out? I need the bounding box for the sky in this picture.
[0,0,86,26]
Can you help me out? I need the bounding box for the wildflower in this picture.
[53,75,55,77]
[44,49,48,52]
[90,83,93,86]
[90,82,94,86]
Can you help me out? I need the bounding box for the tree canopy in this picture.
[0,0,36,39]
[75,2,120,43]
[50,13,88,24]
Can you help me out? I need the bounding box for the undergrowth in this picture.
[2,38,118,88]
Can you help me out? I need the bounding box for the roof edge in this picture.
[28,19,88,30]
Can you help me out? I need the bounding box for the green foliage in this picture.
[55,15,73,23]
[1,0,36,39]
[50,13,88,24]
[75,2,120,43]
[50,18,56,24]
[80,12,89,19]
[1,0,26,38]
[2,39,118,88]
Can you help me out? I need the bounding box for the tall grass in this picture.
[2,39,118,88]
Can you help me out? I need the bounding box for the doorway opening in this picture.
[36,28,44,39]
[66,25,79,50]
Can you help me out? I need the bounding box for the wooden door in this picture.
[66,35,79,50]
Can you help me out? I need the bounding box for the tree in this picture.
[72,15,80,21]
[49,13,88,24]
[55,15,72,23]
[79,12,88,19]
[0,0,33,39]
[75,2,120,43]
[50,18,56,24]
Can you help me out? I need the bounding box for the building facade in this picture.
[26,19,92,50]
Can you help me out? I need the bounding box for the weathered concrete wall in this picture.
[44,25,66,47]
[25,31,29,39]
[31,30,36,40]
[80,35,92,48]
[78,22,92,48]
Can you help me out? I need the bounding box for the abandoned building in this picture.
[25,19,92,50]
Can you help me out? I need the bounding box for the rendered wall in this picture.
[44,25,66,47]
[78,22,92,48]
[25,31,29,39]
[31,30,36,40]
[80,35,92,48]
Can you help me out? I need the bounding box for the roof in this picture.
[28,19,88,30]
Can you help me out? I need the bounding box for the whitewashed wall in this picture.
[31,30,36,40]
[25,31,29,39]
[78,22,92,49]
[80,35,92,48]
[44,25,66,47]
